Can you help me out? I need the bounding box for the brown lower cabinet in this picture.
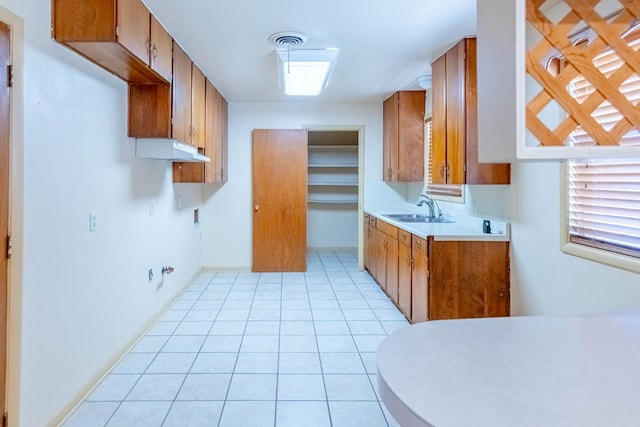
[365,215,510,322]
[428,240,510,320]
[364,214,399,305]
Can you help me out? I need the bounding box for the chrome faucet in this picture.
[417,193,440,221]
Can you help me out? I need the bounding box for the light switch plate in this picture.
[89,212,97,232]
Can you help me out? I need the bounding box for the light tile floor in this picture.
[63,250,409,427]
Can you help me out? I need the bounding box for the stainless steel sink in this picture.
[381,214,454,223]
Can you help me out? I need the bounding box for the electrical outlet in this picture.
[89,212,97,232]
[149,203,155,216]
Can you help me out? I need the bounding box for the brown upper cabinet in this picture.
[52,0,172,84]
[383,91,426,182]
[128,42,209,146]
[431,37,510,185]
[173,80,229,183]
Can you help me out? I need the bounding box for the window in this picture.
[425,117,463,201]
[564,27,640,266]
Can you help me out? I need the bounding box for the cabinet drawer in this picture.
[364,213,370,225]
[376,219,398,239]
[412,236,428,255]
[399,230,411,245]
[370,216,377,228]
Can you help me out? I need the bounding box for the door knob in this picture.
[254,205,260,212]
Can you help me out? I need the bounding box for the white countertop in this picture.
[366,210,510,241]
[377,313,640,427]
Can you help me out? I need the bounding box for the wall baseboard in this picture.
[50,267,204,427]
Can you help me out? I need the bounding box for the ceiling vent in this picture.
[269,32,309,47]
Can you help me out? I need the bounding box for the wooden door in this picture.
[191,65,206,149]
[252,129,307,272]
[446,40,467,185]
[0,20,10,422]
[431,55,447,184]
[397,91,425,182]
[172,42,192,144]
[411,236,429,323]
[382,93,398,181]
[149,15,172,82]
[116,0,150,66]
[398,232,412,318]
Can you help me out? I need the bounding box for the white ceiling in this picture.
[144,0,477,104]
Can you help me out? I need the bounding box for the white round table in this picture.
[377,313,640,427]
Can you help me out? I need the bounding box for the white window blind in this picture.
[567,33,640,258]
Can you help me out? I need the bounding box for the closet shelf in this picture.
[308,199,358,204]
[308,182,358,187]
[308,145,358,151]
[308,163,359,168]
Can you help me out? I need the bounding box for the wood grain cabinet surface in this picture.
[428,240,510,320]
[367,216,510,323]
[369,219,400,306]
[364,214,376,277]
[52,0,172,84]
[431,37,510,185]
[398,230,412,318]
[383,91,426,182]
[128,42,223,143]
[410,236,429,323]
[173,80,229,183]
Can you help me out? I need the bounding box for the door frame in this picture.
[0,6,23,426]
[304,125,365,269]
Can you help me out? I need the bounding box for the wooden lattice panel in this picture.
[526,0,640,147]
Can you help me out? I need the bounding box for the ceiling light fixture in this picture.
[276,48,339,96]
[270,32,338,96]
[417,75,432,89]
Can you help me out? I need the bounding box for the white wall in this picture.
[1,1,204,425]
[201,102,406,268]
[510,161,640,316]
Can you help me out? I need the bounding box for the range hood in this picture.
[135,139,210,162]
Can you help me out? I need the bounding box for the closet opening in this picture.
[306,129,361,254]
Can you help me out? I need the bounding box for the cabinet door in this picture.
[191,64,206,149]
[383,93,398,181]
[219,93,229,182]
[446,40,467,185]
[204,80,227,183]
[386,234,399,304]
[364,215,371,271]
[374,228,387,291]
[397,91,425,181]
[116,0,150,67]
[463,38,511,185]
[398,232,412,318]
[429,240,510,320]
[149,15,172,82]
[431,55,448,185]
[172,42,192,144]
[411,236,429,323]
[367,218,377,277]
